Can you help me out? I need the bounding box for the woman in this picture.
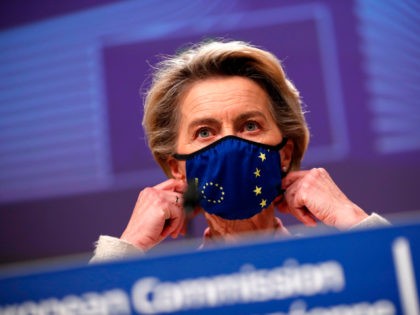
[91,40,388,262]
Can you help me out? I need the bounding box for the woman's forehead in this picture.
[179,76,271,117]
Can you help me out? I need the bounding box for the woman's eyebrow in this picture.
[187,118,219,133]
[235,111,267,124]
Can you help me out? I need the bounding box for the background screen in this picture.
[0,0,419,264]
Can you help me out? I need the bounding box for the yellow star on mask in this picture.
[258,152,266,162]
[253,186,262,196]
[260,199,267,208]
[254,168,261,178]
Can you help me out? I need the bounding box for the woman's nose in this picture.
[220,125,237,138]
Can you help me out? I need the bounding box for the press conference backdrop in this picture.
[0,0,419,264]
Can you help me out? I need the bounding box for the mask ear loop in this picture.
[275,166,287,204]
[276,136,288,150]
[278,136,289,178]
[278,137,289,198]
[182,180,201,238]
[183,180,200,214]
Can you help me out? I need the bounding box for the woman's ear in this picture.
[167,157,186,180]
[280,139,294,171]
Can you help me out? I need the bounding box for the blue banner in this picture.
[1,223,419,314]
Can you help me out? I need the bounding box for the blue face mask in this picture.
[173,136,287,220]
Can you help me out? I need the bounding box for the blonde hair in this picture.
[142,40,310,176]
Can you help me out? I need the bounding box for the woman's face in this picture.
[168,75,294,236]
[177,76,283,151]
[169,76,288,179]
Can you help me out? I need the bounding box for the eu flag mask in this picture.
[173,136,288,220]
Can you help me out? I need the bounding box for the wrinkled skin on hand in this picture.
[121,179,187,251]
[275,168,368,230]
[120,169,369,251]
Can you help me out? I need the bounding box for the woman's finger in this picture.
[150,188,187,238]
[277,197,317,226]
[154,178,187,193]
[277,175,318,226]
[159,190,184,207]
[160,199,186,237]
[281,170,307,189]
[292,207,317,226]
[121,181,188,250]
[275,198,290,214]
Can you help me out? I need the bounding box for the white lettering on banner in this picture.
[0,289,130,315]
[392,237,420,315]
[132,260,345,314]
[268,299,396,315]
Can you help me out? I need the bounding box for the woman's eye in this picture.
[197,128,211,138]
[244,121,259,132]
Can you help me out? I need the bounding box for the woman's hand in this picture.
[275,168,368,230]
[121,179,187,251]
